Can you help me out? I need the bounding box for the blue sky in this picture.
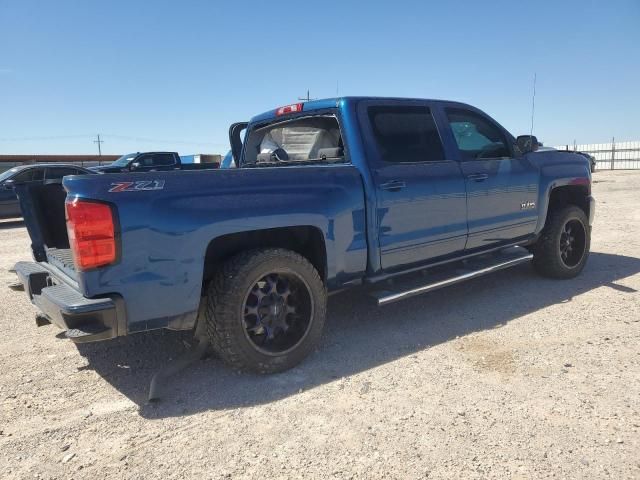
[1,0,638,155]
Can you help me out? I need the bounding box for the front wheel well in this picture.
[547,185,590,219]
[202,226,327,288]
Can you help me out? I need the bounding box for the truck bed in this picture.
[16,165,368,332]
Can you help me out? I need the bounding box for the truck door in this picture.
[441,107,539,250]
[0,168,44,218]
[360,101,468,270]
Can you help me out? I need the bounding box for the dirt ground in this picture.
[0,170,638,480]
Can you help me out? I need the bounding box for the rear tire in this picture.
[205,248,326,373]
[533,205,590,279]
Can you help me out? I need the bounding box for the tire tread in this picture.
[533,205,590,279]
[204,248,326,373]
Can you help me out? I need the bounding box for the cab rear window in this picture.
[244,116,344,165]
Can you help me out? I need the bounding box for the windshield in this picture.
[109,153,137,167]
[0,167,19,183]
[220,150,235,168]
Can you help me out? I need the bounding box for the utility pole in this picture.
[611,136,615,170]
[298,90,317,102]
[94,134,104,156]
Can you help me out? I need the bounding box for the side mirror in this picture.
[2,179,15,190]
[516,135,540,154]
[130,162,141,171]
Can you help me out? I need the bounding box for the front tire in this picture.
[533,205,590,279]
[205,248,327,373]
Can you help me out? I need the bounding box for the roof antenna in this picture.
[530,73,537,137]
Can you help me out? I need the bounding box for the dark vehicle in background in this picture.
[576,151,596,173]
[536,147,596,173]
[0,164,94,218]
[13,97,594,376]
[90,152,219,173]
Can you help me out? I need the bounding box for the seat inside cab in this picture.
[245,116,344,164]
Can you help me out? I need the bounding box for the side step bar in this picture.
[371,247,533,306]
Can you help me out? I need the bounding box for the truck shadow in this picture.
[74,251,640,418]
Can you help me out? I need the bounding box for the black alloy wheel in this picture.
[242,272,314,355]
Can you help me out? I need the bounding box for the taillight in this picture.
[275,102,304,116]
[65,199,117,271]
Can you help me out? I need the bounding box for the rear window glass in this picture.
[244,116,344,165]
[368,106,445,163]
[46,167,80,179]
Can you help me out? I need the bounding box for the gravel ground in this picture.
[0,170,638,480]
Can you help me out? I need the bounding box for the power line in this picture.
[0,134,95,142]
[102,134,227,147]
[0,133,227,147]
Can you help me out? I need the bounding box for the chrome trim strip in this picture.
[375,253,533,306]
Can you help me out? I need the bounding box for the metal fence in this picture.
[554,139,640,170]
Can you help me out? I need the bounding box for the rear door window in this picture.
[45,167,80,180]
[446,108,511,160]
[151,153,176,166]
[137,155,152,167]
[367,105,445,163]
[137,154,175,167]
[244,116,344,165]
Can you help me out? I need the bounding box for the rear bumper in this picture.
[13,261,124,343]
[588,195,596,225]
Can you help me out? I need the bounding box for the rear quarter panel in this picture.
[63,166,367,332]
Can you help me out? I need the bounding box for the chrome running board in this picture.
[371,247,533,306]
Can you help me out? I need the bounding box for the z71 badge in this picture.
[520,200,536,210]
[109,180,165,193]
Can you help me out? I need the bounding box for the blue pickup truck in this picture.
[13,97,594,374]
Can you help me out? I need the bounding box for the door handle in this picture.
[380,180,406,192]
[467,173,489,182]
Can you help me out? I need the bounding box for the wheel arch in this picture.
[202,226,327,289]
[537,183,591,234]
[548,184,591,217]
